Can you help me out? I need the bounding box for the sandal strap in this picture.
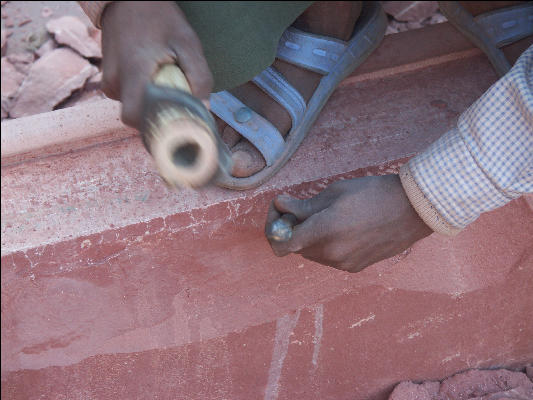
[209,91,285,167]
[474,3,533,48]
[276,27,348,75]
[252,66,306,130]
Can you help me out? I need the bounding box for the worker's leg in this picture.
[179,1,364,178]
[440,1,533,77]
[177,1,315,92]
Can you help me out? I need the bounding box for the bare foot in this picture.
[216,1,362,178]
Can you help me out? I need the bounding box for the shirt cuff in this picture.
[78,1,114,29]
[400,162,462,236]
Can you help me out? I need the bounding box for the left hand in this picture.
[265,175,433,272]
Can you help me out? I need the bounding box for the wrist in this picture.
[399,164,462,236]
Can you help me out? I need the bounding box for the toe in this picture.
[221,125,241,149]
[231,140,266,178]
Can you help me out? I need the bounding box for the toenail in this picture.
[234,107,253,123]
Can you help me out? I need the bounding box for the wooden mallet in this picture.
[141,64,231,189]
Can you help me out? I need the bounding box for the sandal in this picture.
[438,1,533,77]
[209,2,387,190]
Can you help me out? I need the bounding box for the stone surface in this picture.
[9,47,97,118]
[383,1,440,22]
[46,15,101,58]
[1,184,532,399]
[58,87,106,109]
[390,369,533,400]
[2,24,532,400]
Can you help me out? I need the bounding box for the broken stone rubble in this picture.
[6,51,33,74]
[1,57,26,117]
[1,7,105,121]
[9,47,98,118]
[383,1,439,22]
[35,38,56,58]
[46,15,101,58]
[389,368,533,400]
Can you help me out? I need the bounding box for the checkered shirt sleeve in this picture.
[400,45,533,236]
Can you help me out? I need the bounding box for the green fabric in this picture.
[177,1,314,92]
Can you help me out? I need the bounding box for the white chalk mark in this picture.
[442,352,461,363]
[349,313,375,328]
[407,331,421,339]
[311,304,324,371]
[264,310,301,400]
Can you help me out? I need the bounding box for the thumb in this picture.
[274,194,329,221]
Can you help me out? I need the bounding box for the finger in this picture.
[119,49,174,129]
[100,38,120,100]
[273,192,331,221]
[119,66,153,129]
[265,201,284,244]
[101,70,120,101]
[271,209,328,257]
[171,36,214,100]
[168,4,214,100]
[265,201,282,227]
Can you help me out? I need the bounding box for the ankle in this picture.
[292,1,362,41]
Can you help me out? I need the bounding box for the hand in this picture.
[265,175,433,272]
[100,1,213,129]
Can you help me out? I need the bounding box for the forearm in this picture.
[401,45,533,235]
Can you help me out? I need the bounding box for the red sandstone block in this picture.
[2,23,531,400]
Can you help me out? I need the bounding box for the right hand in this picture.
[265,175,433,273]
[100,1,214,129]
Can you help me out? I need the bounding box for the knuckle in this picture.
[324,243,344,263]
[287,239,303,254]
[120,104,139,128]
[101,86,116,100]
[101,73,118,99]
[187,65,213,95]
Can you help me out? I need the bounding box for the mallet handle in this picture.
[146,65,219,189]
